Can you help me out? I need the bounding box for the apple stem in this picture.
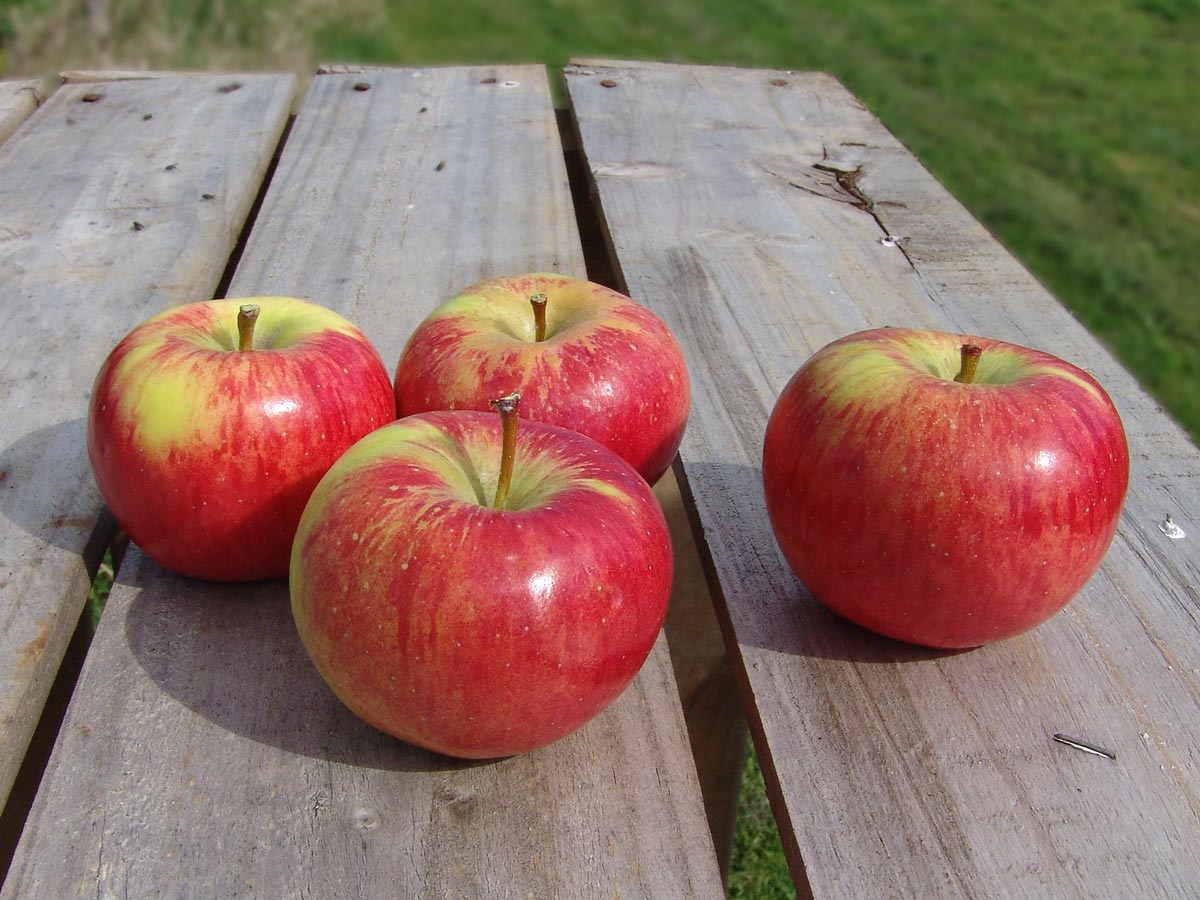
[530,293,548,342]
[237,303,261,352]
[489,392,520,510]
[954,344,983,384]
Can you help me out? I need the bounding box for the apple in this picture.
[761,327,1129,649]
[393,273,689,485]
[289,394,673,758]
[87,297,396,582]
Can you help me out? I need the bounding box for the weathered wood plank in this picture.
[4,66,724,898]
[0,74,294,816]
[567,60,1200,900]
[0,80,44,145]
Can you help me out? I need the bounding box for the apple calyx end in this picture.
[530,293,548,342]
[953,343,983,384]
[489,392,521,509]
[237,303,261,351]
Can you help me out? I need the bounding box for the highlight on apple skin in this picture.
[87,297,396,582]
[393,273,690,485]
[761,327,1130,649]
[289,404,674,759]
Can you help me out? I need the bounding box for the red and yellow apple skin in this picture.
[762,328,1129,649]
[393,274,690,485]
[87,297,396,582]
[290,410,673,759]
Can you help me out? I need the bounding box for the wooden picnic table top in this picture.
[0,60,1197,899]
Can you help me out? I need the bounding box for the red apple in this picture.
[393,273,689,485]
[289,395,673,758]
[87,297,396,581]
[762,327,1129,648]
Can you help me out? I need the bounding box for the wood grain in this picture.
[0,81,43,146]
[567,60,1200,900]
[4,67,724,899]
[0,74,294,815]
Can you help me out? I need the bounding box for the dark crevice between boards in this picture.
[0,520,128,889]
[669,460,815,900]
[212,113,296,300]
[555,88,784,890]
[554,106,619,291]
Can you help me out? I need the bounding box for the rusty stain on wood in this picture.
[47,515,95,530]
[18,618,51,669]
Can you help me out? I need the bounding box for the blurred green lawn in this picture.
[5,0,1196,442]
[5,1,1197,896]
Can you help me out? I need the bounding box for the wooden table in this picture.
[1,60,1196,898]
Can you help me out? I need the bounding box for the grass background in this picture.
[4,2,1196,897]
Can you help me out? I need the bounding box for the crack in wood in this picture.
[810,161,921,272]
[811,162,873,212]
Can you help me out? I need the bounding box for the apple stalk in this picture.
[954,344,982,384]
[530,293,548,342]
[489,392,520,509]
[238,304,261,351]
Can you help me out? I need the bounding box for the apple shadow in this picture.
[0,417,111,561]
[119,551,493,774]
[677,460,973,665]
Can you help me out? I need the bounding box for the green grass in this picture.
[4,1,1195,442]
[252,0,1200,443]
[86,549,115,632]
[6,1,1198,894]
[729,745,794,898]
